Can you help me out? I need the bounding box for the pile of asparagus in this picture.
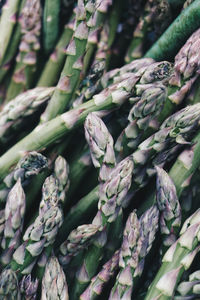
[1,0,200,299]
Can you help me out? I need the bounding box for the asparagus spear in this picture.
[0,268,21,299]
[0,0,21,66]
[144,208,200,299]
[80,250,120,300]
[6,0,42,101]
[0,179,25,265]
[0,151,48,204]
[174,270,200,299]
[37,16,75,87]
[41,256,69,300]
[109,206,159,299]
[43,0,61,55]
[0,210,5,246]
[20,274,38,300]
[156,167,181,250]
[145,0,200,60]
[0,87,54,145]
[0,0,6,15]
[41,0,96,121]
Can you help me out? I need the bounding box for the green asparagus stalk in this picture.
[41,256,69,300]
[174,270,200,299]
[109,206,159,299]
[0,268,20,299]
[6,0,42,101]
[37,16,75,87]
[156,167,181,250]
[145,0,200,60]
[19,274,38,300]
[125,0,171,62]
[144,208,200,300]
[41,0,96,121]
[0,71,138,181]
[0,151,48,204]
[43,0,61,55]
[80,250,120,300]
[0,87,54,145]
[0,179,25,265]
[0,0,21,66]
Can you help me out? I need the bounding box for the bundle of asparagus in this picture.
[1,0,200,298]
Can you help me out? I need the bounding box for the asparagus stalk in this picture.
[156,167,181,251]
[0,0,6,15]
[0,179,26,266]
[174,270,200,299]
[145,0,200,60]
[43,0,61,55]
[41,256,69,300]
[125,0,171,62]
[6,0,42,101]
[80,250,120,300]
[0,268,21,299]
[0,151,48,204]
[37,16,75,87]
[41,0,96,121]
[0,87,54,145]
[0,71,138,181]
[144,208,200,300]
[20,274,38,300]
[109,206,159,299]
[0,0,21,66]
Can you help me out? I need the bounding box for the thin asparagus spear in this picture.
[6,0,42,101]
[80,250,120,300]
[43,0,61,55]
[41,256,69,300]
[0,151,48,204]
[145,0,200,60]
[0,0,21,66]
[0,180,25,265]
[0,71,139,181]
[41,0,96,121]
[144,208,200,300]
[156,167,181,251]
[20,274,38,300]
[37,16,75,87]
[0,0,6,15]
[0,268,21,299]
[0,87,54,145]
[109,206,159,299]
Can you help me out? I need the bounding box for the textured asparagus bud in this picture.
[175,270,200,299]
[41,256,69,300]
[0,151,48,204]
[0,209,5,244]
[80,250,120,300]
[54,155,70,203]
[20,274,38,300]
[59,224,100,265]
[1,179,26,265]
[125,0,171,62]
[0,0,21,65]
[6,0,42,100]
[10,204,63,277]
[41,0,96,121]
[0,87,54,144]
[0,268,20,299]
[109,206,159,299]
[84,112,116,182]
[39,175,60,214]
[156,167,181,248]
[145,208,200,300]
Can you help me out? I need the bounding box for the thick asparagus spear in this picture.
[0,179,26,265]
[145,208,200,299]
[0,268,21,299]
[0,87,54,145]
[41,256,69,300]
[20,274,38,300]
[6,0,42,101]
